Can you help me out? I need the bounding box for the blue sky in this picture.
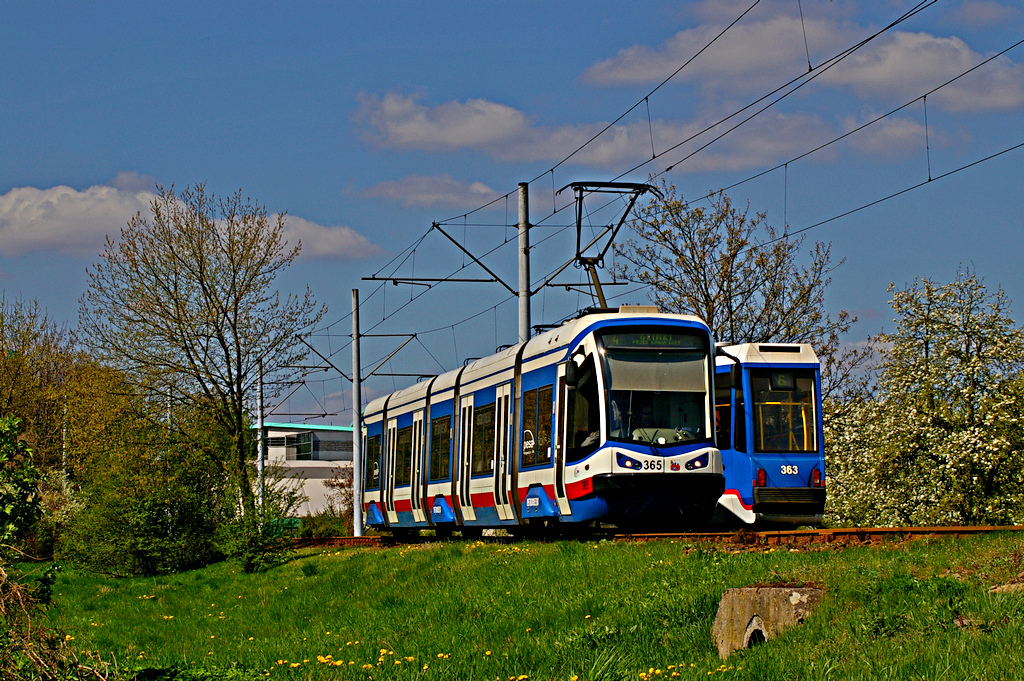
[2,1,1022,422]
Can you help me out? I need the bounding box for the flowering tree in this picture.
[826,270,1024,526]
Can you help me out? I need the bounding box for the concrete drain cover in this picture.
[711,587,822,659]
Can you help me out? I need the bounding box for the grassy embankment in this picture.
[47,532,1024,680]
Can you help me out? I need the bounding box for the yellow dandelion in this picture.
[248,637,254,641]
[64,635,74,642]
[289,662,300,668]
[585,615,591,619]
[210,635,215,639]
[207,652,214,656]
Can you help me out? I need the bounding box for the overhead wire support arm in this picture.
[432,223,517,295]
[297,335,352,382]
[364,334,417,379]
[362,276,498,287]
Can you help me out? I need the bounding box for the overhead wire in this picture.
[306,0,1016,394]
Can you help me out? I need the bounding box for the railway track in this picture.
[294,525,1024,550]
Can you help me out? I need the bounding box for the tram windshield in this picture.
[600,331,711,447]
[750,369,817,453]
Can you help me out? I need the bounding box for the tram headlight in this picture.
[616,452,642,470]
[685,453,710,470]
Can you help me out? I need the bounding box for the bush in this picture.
[58,433,228,576]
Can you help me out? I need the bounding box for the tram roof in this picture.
[363,310,711,416]
[714,342,819,367]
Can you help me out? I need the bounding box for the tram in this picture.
[713,343,826,526]
[361,307,726,534]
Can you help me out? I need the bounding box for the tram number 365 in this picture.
[642,460,663,471]
[781,465,799,475]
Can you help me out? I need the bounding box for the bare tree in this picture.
[79,184,325,526]
[615,183,867,398]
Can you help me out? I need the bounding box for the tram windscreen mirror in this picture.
[564,360,578,388]
[770,372,795,391]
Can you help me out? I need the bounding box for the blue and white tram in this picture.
[361,307,726,534]
[713,343,826,526]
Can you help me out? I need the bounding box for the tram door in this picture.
[493,383,514,521]
[457,395,477,522]
[410,410,426,523]
[384,418,399,524]
[552,363,572,516]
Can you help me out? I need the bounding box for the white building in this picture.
[258,421,353,517]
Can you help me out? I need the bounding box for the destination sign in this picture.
[601,332,703,350]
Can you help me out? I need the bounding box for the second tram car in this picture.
[361,308,725,534]
[713,343,826,526]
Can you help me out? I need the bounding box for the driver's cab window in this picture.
[566,355,600,464]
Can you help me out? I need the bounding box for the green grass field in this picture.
[45,532,1024,680]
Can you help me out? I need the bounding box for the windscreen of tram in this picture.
[749,369,817,453]
[599,331,711,447]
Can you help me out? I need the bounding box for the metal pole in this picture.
[518,182,531,344]
[257,360,265,517]
[352,288,364,537]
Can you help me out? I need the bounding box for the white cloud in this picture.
[278,215,385,260]
[823,31,1024,112]
[582,10,857,94]
[581,3,1024,113]
[354,91,528,151]
[362,174,501,208]
[355,90,838,172]
[0,183,155,257]
[842,113,930,160]
[0,179,383,261]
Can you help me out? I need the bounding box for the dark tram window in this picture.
[536,385,553,466]
[734,385,747,454]
[364,433,381,490]
[521,386,554,468]
[429,415,451,482]
[471,403,495,476]
[566,356,601,464]
[394,425,413,486]
[715,371,732,450]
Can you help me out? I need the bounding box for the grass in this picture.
[46,531,1024,680]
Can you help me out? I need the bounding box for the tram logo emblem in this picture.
[670,461,681,471]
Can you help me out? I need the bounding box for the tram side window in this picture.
[566,356,601,464]
[365,434,381,490]
[429,415,451,482]
[521,385,554,467]
[715,373,732,450]
[536,386,552,466]
[394,425,413,486]
[471,403,496,475]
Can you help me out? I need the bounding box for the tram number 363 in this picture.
[781,465,800,475]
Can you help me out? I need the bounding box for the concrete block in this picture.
[711,587,822,659]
